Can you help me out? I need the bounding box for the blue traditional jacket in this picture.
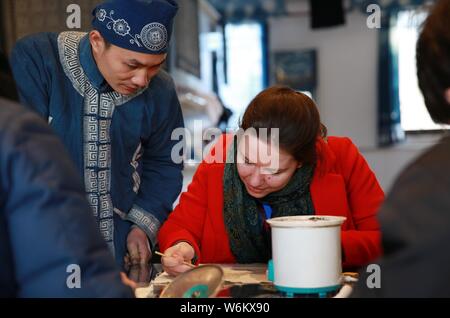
[10,31,184,263]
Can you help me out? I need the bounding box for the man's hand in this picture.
[126,263,152,284]
[161,242,195,276]
[125,227,151,265]
[120,272,137,291]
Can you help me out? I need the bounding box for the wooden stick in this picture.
[342,272,359,279]
[155,251,196,268]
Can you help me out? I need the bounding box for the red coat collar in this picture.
[311,137,349,221]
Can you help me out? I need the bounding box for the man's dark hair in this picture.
[103,37,112,49]
[416,0,450,124]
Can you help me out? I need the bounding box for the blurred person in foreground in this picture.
[0,55,133,297]
[353,0,450,297]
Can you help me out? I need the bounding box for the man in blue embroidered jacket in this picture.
[10,0,184,266]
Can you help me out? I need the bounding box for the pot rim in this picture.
[266,215,346,228]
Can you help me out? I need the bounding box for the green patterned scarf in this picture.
[223,138,315,263]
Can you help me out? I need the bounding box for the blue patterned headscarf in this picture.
[92,0,178,54]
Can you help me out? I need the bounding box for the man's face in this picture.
[90,31,166,95]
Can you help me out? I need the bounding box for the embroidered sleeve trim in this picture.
[126,204,161,247]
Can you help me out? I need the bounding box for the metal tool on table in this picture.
[159,265,224,298]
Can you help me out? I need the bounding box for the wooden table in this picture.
[135,263,272,298]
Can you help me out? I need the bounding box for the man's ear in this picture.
[89,30,105,54]
[445,88,450,105]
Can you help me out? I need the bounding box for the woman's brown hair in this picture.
[240,86,327,165]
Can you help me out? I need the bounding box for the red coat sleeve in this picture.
[157,161,209,263]
[334,138,384,268]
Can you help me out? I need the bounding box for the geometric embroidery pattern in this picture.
[127,205,161,247]
[57,31,145,255]
[130,142,143,193]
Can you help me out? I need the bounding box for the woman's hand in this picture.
[161,242,195,276]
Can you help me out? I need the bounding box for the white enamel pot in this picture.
[266,215,346,295]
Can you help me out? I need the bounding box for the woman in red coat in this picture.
[158,86,384,276]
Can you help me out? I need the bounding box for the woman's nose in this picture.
[248,170,264,187]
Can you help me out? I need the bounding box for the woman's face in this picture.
[236,135,301,198]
